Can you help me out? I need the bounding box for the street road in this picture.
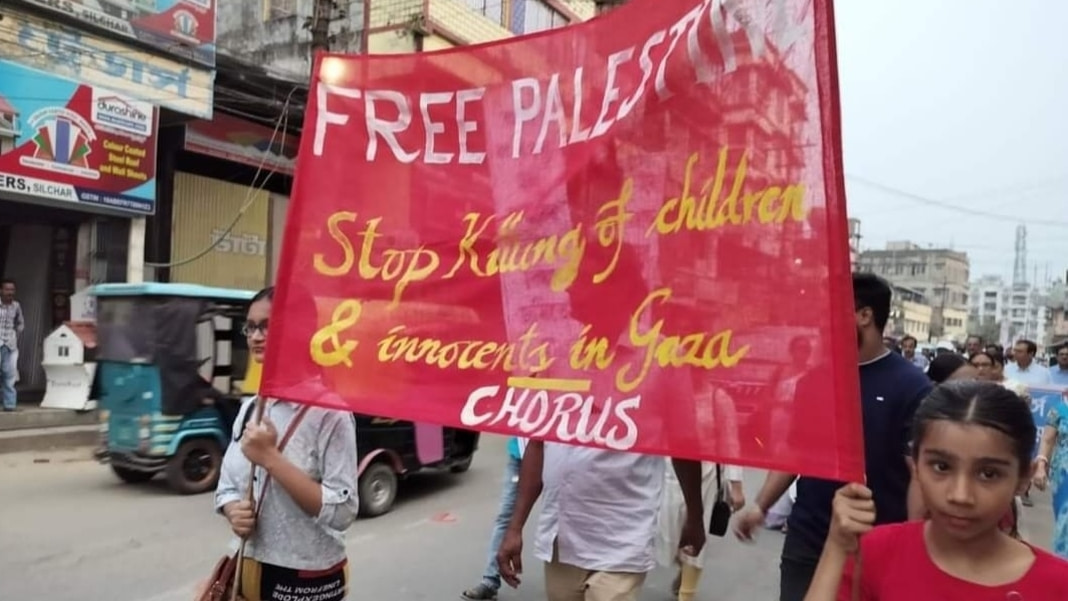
[0,436,1054,601]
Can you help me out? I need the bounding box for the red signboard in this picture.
[263,0,863,481]
[0,60,158,214]
[184,112,298,176]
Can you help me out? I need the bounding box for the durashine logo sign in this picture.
[91,91,153,137]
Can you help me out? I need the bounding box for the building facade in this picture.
[142,0,597,295]
[1049,288,1068,351]
[858,242,970,343]
[886,285,932,343]
[1,0,594,396]
[969,274,1055,348]
[1003,284,1050,346]
[969,274,1006,333]
[0,0,216,394]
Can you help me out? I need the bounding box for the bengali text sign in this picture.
[1029,386,1068,458]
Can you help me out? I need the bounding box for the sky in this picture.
[833,0,1068,285]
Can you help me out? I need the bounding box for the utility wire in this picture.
[846,175,1068,229]
[145,86,298,269]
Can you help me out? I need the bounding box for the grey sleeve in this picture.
[314,412,359,534]
[214,399,255,513]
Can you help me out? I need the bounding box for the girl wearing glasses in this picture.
[212,286,359,601]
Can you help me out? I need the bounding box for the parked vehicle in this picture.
[91,283,254,494]
[90,282,481,508]
[354,417,479,517]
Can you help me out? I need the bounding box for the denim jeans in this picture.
[481,455,521,589]
[0,346,15,410]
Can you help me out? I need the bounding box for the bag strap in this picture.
[252,403,311,519]
[715,463,724,502]
[234,397,257,441]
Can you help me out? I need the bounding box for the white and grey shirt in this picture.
[0,300,23,350]
[214,398,359,570]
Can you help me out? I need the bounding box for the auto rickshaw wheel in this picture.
[449,456,473,474]
[111,465,155,484]
[358,462,398,518]
[166,438,222,495]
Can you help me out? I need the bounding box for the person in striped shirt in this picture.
[0,279,23,412]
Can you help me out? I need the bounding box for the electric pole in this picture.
[594,0,629,14]
[308,0,343,59]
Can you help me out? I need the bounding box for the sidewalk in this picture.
[0,405,99,454]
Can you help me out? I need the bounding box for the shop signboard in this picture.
[0,60,159,215]
[20,0,217,67]
[0,8,213,119]
[184,112,298,176]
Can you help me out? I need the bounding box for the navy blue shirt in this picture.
[783,351,932,562]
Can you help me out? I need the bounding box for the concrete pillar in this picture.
[126,217,146,283]
[74,221,93,291]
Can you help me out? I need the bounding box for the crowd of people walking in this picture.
[199,275,1068,601]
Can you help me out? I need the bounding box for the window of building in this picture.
[523,0,570,32]
[463,0,505,26]
[264,0,297,21]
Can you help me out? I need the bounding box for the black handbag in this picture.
[708,464,732,537]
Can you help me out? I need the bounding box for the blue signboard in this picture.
[1028,386,1068,457]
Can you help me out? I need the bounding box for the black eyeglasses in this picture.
[242,321,268,336]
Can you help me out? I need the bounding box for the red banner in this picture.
[264,0,863,481]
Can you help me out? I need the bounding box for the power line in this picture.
[846,174,1068,229]
[144,87,298,269]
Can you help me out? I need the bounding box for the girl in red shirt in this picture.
[803,380,1068,601]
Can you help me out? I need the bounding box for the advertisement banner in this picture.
[262,0,862,480]
[1029,386,1068,457]
[0,8,213,119]
[184,112,298,176]
[0,60,158,215]
[20,0,216,67]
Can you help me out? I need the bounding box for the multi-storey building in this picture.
[857,242,970,343]
[969,274,1055,347]
[886,285,932,342]
[1003,283,1050,346]
[1048,281,1068,351]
